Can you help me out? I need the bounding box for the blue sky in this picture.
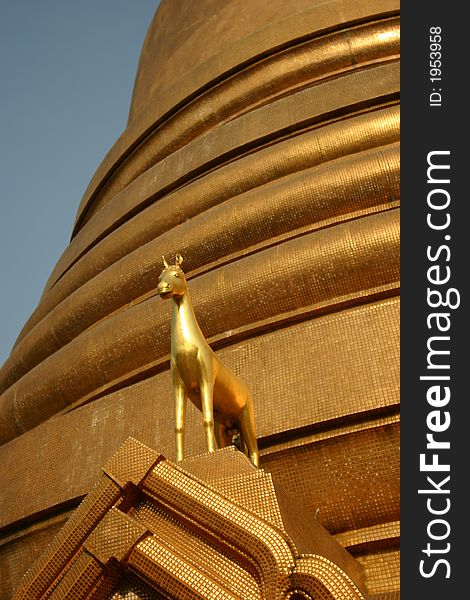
[0,1,159,366]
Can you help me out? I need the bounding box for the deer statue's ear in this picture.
[162,255,169,268]
[175,253,183,266]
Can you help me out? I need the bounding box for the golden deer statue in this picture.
[158,254,259,467]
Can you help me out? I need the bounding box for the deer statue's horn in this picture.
[162,255,169,268]
[175,253,183,266]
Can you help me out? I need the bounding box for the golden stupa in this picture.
[0,1,399,597]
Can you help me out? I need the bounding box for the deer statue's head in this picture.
[157,253,188,299]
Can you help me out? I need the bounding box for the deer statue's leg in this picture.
[239,399,259,467]
[172,361,187,462]
[175,387,187,462]
[239,430,248,456]
[199,369,217,453]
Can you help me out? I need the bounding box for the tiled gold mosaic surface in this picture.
[13,440,369,599]
[0,139,399,394]
[1,0,399,596]
[0,518,67,598]
[84,507,149,565]
[130,497,262,597]
[356,550,400,596]
[1,417,400,598]
[102,437,163,489]
[81,0,398,225]
[262,424,400,534]
[12,476,121,599]
[0,297,399,532]
[6,103,398,358]
[128,0,397,126]
[335,522,400,555]
[72,62,398,257]
[46,549,103,599]
[3,286,399,446]
[89,15,398,219]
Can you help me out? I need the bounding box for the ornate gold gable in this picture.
[14,438,368,599]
